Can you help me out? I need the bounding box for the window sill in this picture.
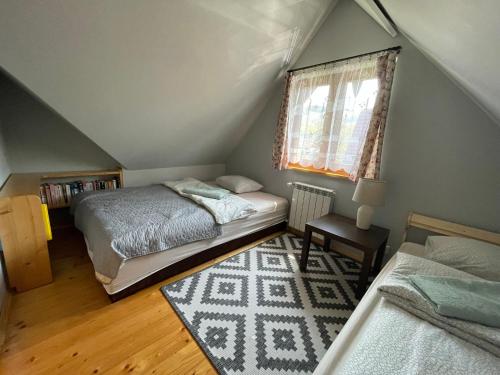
[286,165,352,181]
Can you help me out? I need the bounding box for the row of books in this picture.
[39,178,120,208]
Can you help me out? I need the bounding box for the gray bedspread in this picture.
[71,185,222,279]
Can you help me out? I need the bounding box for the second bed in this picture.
[313,216,500,374]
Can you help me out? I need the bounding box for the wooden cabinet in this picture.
[0,174,52,292]
[0,195,52,291]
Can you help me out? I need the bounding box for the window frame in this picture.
[283,67,380,179]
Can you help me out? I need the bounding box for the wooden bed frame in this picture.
[405,212,500,245]
[107,221,287,302]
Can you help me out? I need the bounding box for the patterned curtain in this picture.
[271,50,399,181]
[272,72,293,170]
[354,51,399,181]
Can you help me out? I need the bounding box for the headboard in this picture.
[405,212,500,246]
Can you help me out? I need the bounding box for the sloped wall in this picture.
[0,0,336,170]
[0,122,9,311]
[382,0,500,125]
[0,120,10,186]
[0,72,119,173]
[227,0,500,253]
[0,72,227,186]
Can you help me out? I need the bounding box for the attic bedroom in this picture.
[0,0,499,374]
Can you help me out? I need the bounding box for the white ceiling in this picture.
[379,0,500,125]
[0,0,336,169]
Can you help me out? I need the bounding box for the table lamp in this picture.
[352,178,386,230]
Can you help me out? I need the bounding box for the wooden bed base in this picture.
[107,221,287,302]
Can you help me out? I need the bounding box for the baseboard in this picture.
[0,290,12,348]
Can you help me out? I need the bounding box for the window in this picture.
[272,49,399,181]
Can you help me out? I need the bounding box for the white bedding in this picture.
[314,243,500,375]
[163,178,257,224]
[86,191,288,294]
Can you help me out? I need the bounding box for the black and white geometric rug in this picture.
[161,232,363,375]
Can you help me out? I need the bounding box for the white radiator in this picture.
[288,182,335,232]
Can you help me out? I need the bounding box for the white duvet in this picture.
[163,178,257,224]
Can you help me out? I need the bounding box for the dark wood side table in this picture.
[300,214,390,299]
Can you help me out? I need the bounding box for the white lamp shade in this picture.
[352,178,386,207]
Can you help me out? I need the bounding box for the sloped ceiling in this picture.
[378,0,500,125]
[0,0,336,169]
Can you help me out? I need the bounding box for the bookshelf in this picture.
[39,169,123,209]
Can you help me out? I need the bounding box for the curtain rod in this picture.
[287,46,402,73]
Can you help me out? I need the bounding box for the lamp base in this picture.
[356,205,374,230]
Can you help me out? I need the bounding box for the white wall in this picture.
[123,164,226,187]
[227,0,500,254]
[0,72,119,173]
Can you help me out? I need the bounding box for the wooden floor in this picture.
[0,227,283,374]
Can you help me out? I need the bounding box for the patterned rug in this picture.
[161,232,363,374]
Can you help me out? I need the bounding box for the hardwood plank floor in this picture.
[0,227,284,374]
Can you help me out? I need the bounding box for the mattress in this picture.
[86,191,288,294]
[313,242,500,374]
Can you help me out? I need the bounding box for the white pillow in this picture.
[424,236,500,281]
[215,175,263,194]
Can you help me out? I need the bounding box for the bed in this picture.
[314,213,500,375]
[71,183,288,301]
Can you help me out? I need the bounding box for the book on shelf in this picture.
[40,177,120,209]
[39,185,47,205]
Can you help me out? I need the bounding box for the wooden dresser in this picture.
[0,174,52,292]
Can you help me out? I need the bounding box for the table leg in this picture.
[300,229,312,271]
[356,251,374,299]
[372,240,388,275]
[323,237,331,252]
